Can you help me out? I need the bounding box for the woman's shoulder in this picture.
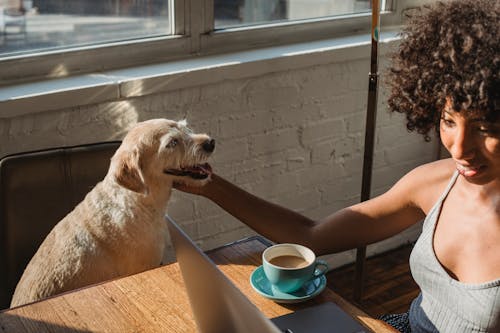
[409,158,456,179]
[403,158,456,212]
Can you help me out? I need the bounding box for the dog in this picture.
[10,119,215,307]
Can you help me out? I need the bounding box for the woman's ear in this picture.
[111,147,148,194]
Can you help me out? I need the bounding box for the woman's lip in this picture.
[456,163,484,177]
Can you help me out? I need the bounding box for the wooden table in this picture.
[0,236,397,332]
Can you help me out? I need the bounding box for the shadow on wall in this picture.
[1,100,138,158]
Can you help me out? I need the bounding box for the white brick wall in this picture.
[0,40,439,268]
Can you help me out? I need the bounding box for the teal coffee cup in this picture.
[262,243,328,293]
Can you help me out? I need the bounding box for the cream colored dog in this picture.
[11,119,215,307]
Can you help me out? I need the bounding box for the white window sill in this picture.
[0,30,399,119]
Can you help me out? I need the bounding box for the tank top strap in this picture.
[436,170,459,204]
[421,170,459,231]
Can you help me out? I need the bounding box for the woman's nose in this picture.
[450,127,475,160]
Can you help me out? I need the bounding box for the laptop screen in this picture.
[166,215,282,333]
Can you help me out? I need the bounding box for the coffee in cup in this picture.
[262,243,328,293]
[268,254,309,269]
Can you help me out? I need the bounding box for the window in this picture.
[214,0,373,29]
[1,0,422,85]
[0,0,172,56]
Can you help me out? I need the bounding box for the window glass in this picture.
[215,0,373,29]
[0,0,171,57]
[1,0,398,84]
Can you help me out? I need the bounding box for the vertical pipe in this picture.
[354,0,380,303]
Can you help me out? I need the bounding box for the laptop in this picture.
[166,215,368,333]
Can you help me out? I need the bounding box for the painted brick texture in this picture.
[0,51,438,268]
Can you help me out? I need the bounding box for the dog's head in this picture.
[110,119,215,194]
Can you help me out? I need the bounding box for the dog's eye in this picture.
[166,138,178,148]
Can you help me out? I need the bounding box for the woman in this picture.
[175,1,499,332]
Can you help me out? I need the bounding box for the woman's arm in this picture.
[174,163,444,255]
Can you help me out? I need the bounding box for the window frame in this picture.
[0,0,427,86]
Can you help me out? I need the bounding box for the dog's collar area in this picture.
[164,163,212,180]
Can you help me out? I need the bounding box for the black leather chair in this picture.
[0,142,121,309]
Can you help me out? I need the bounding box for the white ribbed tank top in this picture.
[409,171,500,332]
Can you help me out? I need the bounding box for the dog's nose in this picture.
[202,139,215,153]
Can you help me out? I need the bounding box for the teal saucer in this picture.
[250,265,327,304]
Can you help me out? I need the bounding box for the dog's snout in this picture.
[202,139,215,153]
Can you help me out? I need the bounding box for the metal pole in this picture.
[354,0,380,303]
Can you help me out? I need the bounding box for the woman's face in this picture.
[440,103,500,186]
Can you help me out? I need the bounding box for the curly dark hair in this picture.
[387,0,499,141]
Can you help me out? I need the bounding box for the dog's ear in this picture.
[111,148,148,194]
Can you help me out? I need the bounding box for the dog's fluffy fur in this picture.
[10,119,214,307]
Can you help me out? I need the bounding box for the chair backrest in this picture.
[0,141,121,309]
